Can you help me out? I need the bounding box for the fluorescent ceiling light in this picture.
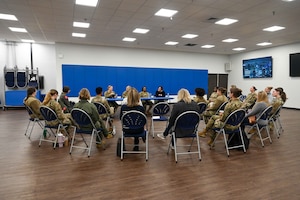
[215,18,238,25]
[165,41,178,46]
[21,39,34,43]
[133,28,149,34]
[0,13,18,21]
[282,0,294,2]
[182,34,198,39]
[263,26,285,32]
[9,27,27,32]
[201,45,215,48]
[72,32,86,38]
[256,42,272,46]
[232,47,246,51]
[222,38,238,43]
[73,22,90,28]
[122,37,136,42]
[155,9,178,17]
[75,0,98,7]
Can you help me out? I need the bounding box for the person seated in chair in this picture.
[104,85,119,112]
[154,86,166,103]
[74,88,113,145]
[193,87,208,104]
[241,86,257,110]
[139,86,153,115]
[59,86,74,113]
[157,88,200,144]
[120,87,146,151]
[198,87,243,146]
[24,87,43,120]
[122,85,131,98]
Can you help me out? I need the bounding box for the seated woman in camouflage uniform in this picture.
[241,86,257,110]
[198,87,243,146]
[24,87,43,120]
[193,87,208,104]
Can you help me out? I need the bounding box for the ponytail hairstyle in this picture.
[25,87,36,101]
[42,89,58,105]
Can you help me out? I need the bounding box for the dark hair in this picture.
[275,87,287,102]
[95,87,103,95]
[195,88,205,97]
[217,87,227,94]
[252,86,257,91]
[230,87,242,98]
[25,87,36,100]
[63,86,70,93]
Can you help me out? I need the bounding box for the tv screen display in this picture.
[290,53,300,77]
[243,56,272,78]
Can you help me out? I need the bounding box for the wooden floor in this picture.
[0,107,300,200]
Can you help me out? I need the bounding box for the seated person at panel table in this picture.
[104,85,119,112]
[42,89,75,135]
[193,87,208,104]
[202,87,228,124]
[139,86,154,115]
[24,87,43,119]
[240,91,270,136]
[156,88,201,143]
[120,87,146,151]
[270,87,287,116]
[122,85,131,98]
[154,86,166,103]
[241,86,257,110]
[198,87,243,146]
[91,87,114,129]
[59,86,74,113]
[74,88,113,144]
[264,86,274,103]
[208,86,219,103]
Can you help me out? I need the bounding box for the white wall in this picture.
[229,43,300,109]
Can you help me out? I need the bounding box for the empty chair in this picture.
[212,109,246,156]
[269,105,283,138]
[39,106,68,148]
[70,108,105,157]
[245,106,273,147]
[120,110,148,161]
[16,71,28,88]
[24,103,44,139]
[4,70,16,88]
[150,102,171,138]
[167,111,201,163]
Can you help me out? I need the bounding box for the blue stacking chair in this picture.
[121,110,148,161]
[24,103,44,139]
[16,71,28,88]
[167,111,201,163]
[4,70,16,88]
[93,102,111,129]
[269,105,283,139]
[150,102,171,138]
[39,106,68,149]
[212,109,246,156]
[70,108,104,157]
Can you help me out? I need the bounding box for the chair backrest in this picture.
[93,102,108,115]
[216,101,228,114]
[71,108,97,129]
[121,110,147,133]
[197,102,207,114]
[152,102,170,116]
[39,106,59,122]
[223,109,246,127]
[24,103,36,118]
[172,111,200,135]
[257,106,273,121]
[270,105,282,120]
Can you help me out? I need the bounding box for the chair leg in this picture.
[121,135,124,160]
[69,127,76,154]
[196,134,201,161]
[222,131,230,157]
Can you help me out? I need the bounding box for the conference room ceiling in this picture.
[0,0,300,55]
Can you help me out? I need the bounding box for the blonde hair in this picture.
[42,89,58,105]
[127,87,140,107]
[177,88,192,103]
[79,88,91,100]
[257,91,269,104]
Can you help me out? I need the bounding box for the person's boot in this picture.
[198,129,207,138]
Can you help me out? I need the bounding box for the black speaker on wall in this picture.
[290,53,300,77]
[39,76,44,89]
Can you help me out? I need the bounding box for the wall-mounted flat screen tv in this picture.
[290,53,300,77]
[243,56,272,78]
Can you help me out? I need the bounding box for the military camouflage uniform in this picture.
[59,92,73,113]
[91,95,113,119]
[24,96,43,119]
[241,92,257,110]
[208,92,218,102]
[139,91,153,114]
[203,95,228,123]
[104,90,118,111]
[271,97,284,115]
[44,99,73,126]
[193,96,208,104]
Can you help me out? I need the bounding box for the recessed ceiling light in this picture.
[222,38,238,43]
[0,13,18,21]
[201,45,215,48]
[72,32,86,38]
[75,0,98,7]
[21,39,34,43]
[232,47,246,51]
[73,22,90,28]
[155,9,178,18]
[182,34,198,39]
[215,18,238,25]
[263,26,285,32]
[133,28,149,34]
[122,37,136,42]
[165,41,178,46]
[257,42,272,46]
[9,27,27,32]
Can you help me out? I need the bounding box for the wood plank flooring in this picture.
[0,108,299,200]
